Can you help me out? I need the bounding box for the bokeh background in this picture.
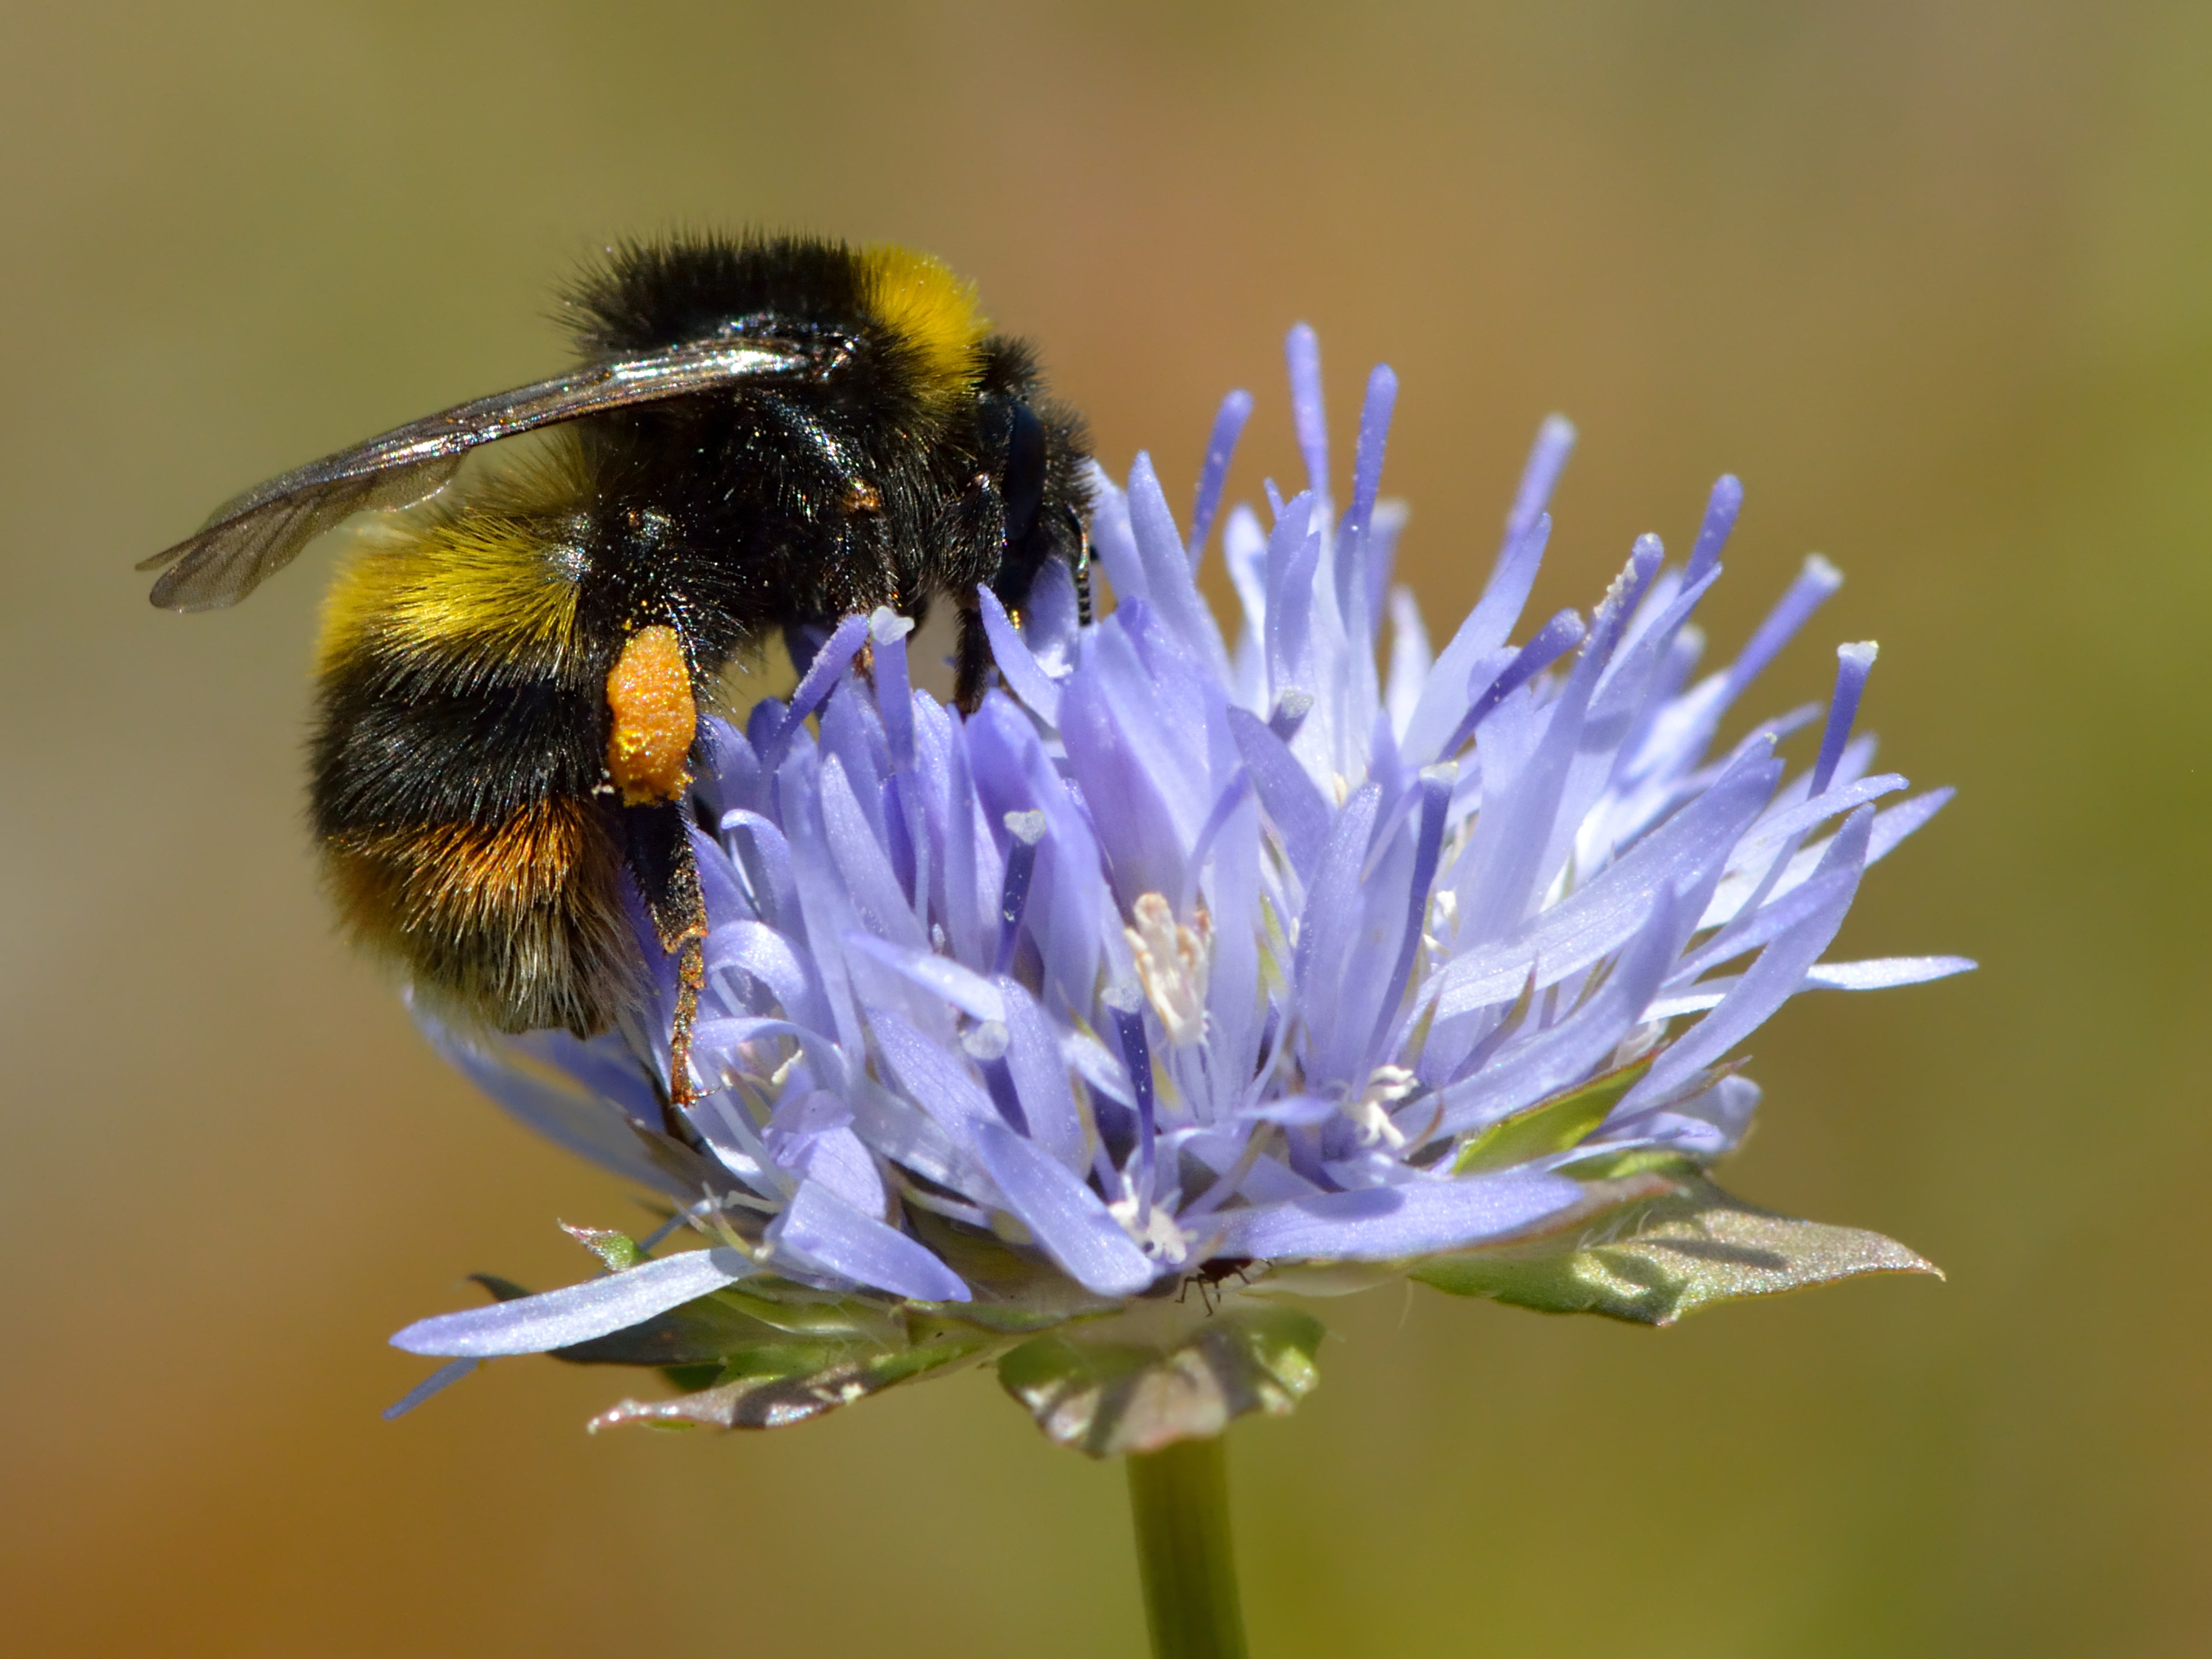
[4,3,2205,1654]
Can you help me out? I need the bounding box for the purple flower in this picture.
[391,327,1962,1455]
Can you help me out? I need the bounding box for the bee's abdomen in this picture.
[310,505,637,1037]
[321,798,634,1036]
[313,660,602,827]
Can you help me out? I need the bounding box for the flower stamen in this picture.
[1126,892,1213,1049]
[1344,1063,1420,1148]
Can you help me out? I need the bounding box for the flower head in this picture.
[391,327,1963,1455]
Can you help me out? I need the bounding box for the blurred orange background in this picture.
[4,3,2206,1654]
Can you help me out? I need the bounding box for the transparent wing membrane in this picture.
[140,338,816,610]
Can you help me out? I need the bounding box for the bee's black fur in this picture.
[313,657,601,829]
[301,235,1094,1058]
[560,233,868,358]
[557,247,1091,673]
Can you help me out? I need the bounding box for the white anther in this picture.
[1108,1184,1194,1265]
[1343,1063,1420,1149]
[1125,892,1213,1049]
[961,1020,1011,1062]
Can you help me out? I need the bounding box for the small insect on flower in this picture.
[138,235,1095,1121]
[1177,1257,1261,1315]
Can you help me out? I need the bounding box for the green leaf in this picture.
[1412,1176,1940,1326]
[1450,1055,1653,1173]
[546,1293,806,1367]
[696,1284,906,1344]
[587,1328,1003,1432]
[560,1223,644,1271]
[997,1302,1326,1458]
[1548,1146,1700,1182]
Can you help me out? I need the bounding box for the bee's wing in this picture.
[138,338,816,610]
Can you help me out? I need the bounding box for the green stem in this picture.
[1126,1435,1249,1659]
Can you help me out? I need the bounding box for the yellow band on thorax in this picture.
[859,244,990,401]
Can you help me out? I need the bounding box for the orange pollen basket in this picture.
[605,625,696,805]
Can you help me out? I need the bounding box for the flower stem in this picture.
[1126,1435,1249,1659]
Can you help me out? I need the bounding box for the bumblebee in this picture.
[141,234,1095,1118]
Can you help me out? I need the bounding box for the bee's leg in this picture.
[669,936,706,1113]
[954,599,994,714]
[618,800,710,1131]
[1065,504,1094,628]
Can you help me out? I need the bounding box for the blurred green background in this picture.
[4,2,2205,1654]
